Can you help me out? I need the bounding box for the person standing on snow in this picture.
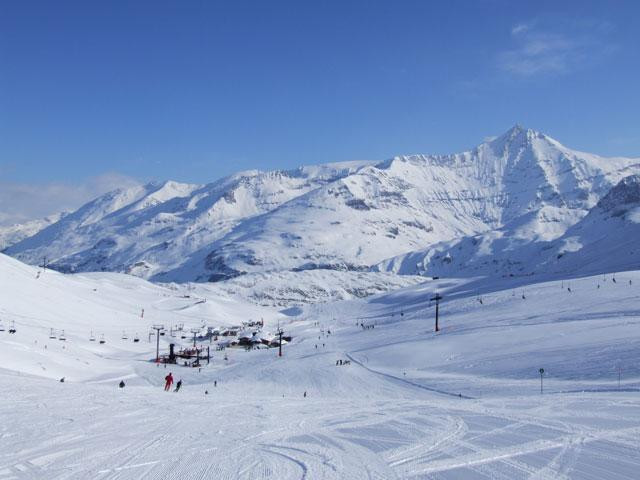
[174,379,182,392]
[164,372,174,391]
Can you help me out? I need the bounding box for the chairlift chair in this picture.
[133,333,140,343]
[59,330,66,341]
[9,321,16,334]
[0,321,4,332]
[89,331,96,341]
[99,334,106,344]
[121,331,128,340]
[49,328,56,339]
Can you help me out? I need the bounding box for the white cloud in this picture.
[499,19,615,77]
[511,23,531,35]
[0,172,141,226]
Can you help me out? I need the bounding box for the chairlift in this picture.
[9,320,16,334]
[59,330,66,341]
[121,331,128,340]
[99,334,106,344]
[181,334,187,339]
[0,321,4,332]
[133,333,140,343]
[160,331,166,336]
[89,330,96,341]
[49,328,57,339]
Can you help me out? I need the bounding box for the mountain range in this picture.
[5,126,640,286]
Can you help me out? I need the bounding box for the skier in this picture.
[174,379,182,392]
[119,380,125,388]
[303,391,307,398]
[214,380,217,387]
[164,372,174,391]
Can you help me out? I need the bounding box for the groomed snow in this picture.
[1,253,639,478]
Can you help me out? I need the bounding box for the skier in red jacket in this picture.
[164,373,174,391]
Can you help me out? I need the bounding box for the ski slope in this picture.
[1,253,639,478]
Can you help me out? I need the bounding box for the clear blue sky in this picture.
[1,0,639,198]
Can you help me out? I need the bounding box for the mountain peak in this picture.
[483,125,559,157]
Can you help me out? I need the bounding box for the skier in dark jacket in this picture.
[164,373,174,391]
[174,379,182,392]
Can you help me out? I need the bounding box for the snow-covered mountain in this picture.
[376,174,640,278]
[6,162,370,279]
[0,212,66,250]
[6,126,639,283]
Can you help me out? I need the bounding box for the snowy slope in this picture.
[0,212,66,250]
[0,253,283,381]
[204,269,426,306]
[1,252,640,478]
[7,126,638,284]
[377,174,640,278]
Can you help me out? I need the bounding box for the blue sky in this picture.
[1,0,639,222]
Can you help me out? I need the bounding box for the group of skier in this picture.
[164,372,182,392]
